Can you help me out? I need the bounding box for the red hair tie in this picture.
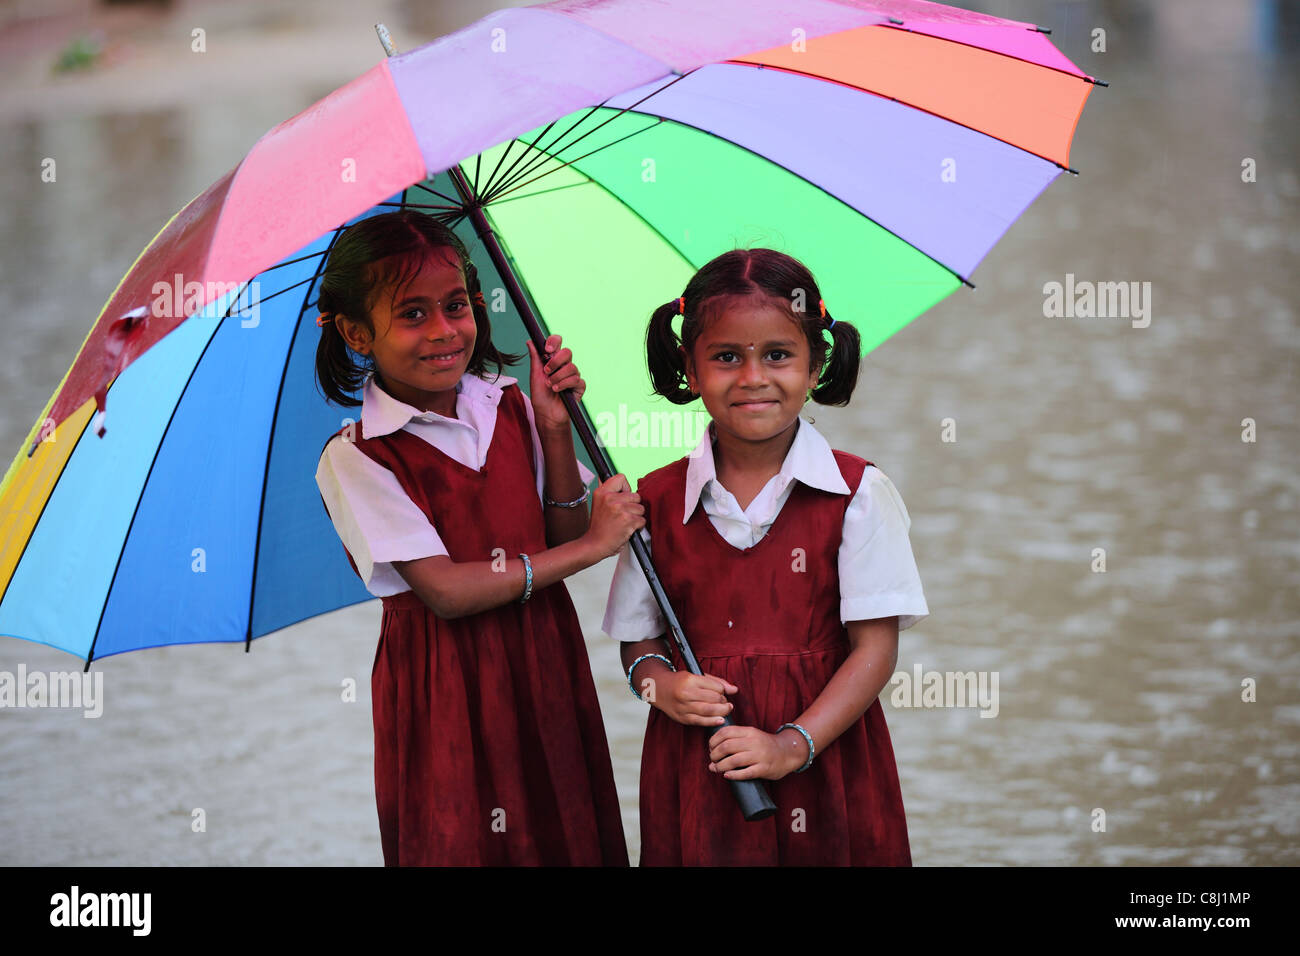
[473,290,485,307]
[676,296,686,316]
[820,299,836,329]
[316,313,330,327]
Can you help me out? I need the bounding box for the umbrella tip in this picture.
[1029,25,1052,35]
[375,23,398,57]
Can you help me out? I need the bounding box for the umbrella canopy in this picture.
[0,0,1099,663]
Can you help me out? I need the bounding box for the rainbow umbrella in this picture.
[0,0,1100,665]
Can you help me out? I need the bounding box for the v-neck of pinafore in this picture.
[369,404,501,481]
[692,480,803,557]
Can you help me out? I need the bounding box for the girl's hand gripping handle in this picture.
[581,474,644,561]
[652,672,738,727]
[527,335,584,433]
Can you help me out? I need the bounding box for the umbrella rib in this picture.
[254,249,328,273]
[242,224,348,651]
[483,179,595,207]
[491,73,694,197]
[374,200,463,212]
[483,73,694,204]
[471,134,528,206]
[475,172,697,287]
[479,112,596,202]
[479,148,698,283]
[223,274,319,315]
[492,118,570,195]
[483,118,664,206]
[409,180,466,207]
[395,181,457,235]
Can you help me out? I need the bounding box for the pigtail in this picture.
[810,314,862,407]
[645,301,695,405]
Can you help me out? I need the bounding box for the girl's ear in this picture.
[806,358,823,399]
[338,314,371,355]
[678,344,697,394]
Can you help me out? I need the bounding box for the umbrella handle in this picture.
[625,530,778,822]
[723,720,781,822]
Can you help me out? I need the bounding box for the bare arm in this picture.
[394,539,598,619]
[394,474,643,620]
[525,334,591,547]
[538,420,589,547]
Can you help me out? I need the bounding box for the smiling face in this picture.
[340,247,477,417]
[682,293,822,449]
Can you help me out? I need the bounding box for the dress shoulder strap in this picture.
[830,449,874,494]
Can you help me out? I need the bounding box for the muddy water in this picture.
[0,0,1296,864]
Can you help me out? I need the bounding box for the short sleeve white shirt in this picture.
[601,418,928,641]
[315,371,595,597]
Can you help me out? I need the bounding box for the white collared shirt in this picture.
[601,418,928,640]
[315,371,595,597]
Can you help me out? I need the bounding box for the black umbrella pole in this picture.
[447,167,777,822]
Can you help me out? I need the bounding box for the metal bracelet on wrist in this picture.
[626,652,675,701]
[777,722,815,773]
[544,486,590,508]
[517,552,533,604]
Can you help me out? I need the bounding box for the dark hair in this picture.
[645,248,861,407]
[314,210,522,407]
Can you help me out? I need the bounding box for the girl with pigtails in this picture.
[602,248,929,866]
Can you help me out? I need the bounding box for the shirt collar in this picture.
[360,370,518,438]
[682,417,851,522]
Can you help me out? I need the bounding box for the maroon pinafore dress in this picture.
[635,450,911,866]
[325,382,627,866]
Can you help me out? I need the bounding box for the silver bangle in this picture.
[517,553,533,604]
[777,723,815,773]
[627,653,675,700]
[544,486,590,508]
